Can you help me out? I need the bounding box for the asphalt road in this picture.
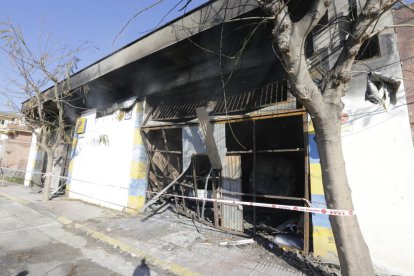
[0,196,160,276]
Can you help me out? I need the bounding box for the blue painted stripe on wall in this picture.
[308,118,336,251]
[66,171,72,185]
[129,105,148,198]
[309,134,320,163]
[311,194,327,207]
[134,116,143,128]
[311,194,331,228]
[128,179,148,196]
[131,144,147,161]
[69,151,76,159]
[312,214,332,228]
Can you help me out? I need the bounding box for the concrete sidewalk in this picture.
[0,189,164,275]
[0,183,308,276]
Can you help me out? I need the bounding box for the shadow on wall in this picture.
[133,258,150,276]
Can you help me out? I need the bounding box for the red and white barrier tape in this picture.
[3,167,345,214]
[147,191,355,216]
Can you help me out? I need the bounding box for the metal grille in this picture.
[212,81,289,115]
[152,101,207,121]
[152,80,293,121]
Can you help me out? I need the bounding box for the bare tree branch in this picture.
[113,0,165,45]
[0,21,84,201]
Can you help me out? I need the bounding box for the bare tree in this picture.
[0,22,82,201]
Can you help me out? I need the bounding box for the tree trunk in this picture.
[312,108,375,276]
[42,151,54,201]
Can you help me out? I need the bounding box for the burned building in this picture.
[22,1,414,275]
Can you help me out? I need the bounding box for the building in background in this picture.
[394,4,414,142]
[0,112,33,182]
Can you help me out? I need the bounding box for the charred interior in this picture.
[22,3,315,253]
[142,84,310,251]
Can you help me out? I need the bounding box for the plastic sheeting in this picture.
[366,71,401,110]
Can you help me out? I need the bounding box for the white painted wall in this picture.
[312,3,414,273]
[341,36,414,276]
[24,132,37,186]
[69,109,135,211]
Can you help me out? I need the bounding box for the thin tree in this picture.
[0,22,82,201]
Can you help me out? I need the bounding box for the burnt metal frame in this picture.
[151,81,293,122]
[141,104,310,252]
[252,120,257,236]
[141,109,305,131]
[303,113,310,254]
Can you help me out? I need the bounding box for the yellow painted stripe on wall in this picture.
[130,161,147,179]
[310,163,324,195]
[127,195,145,212]
[313,226,338,261]
[308,119,315,133]
[68,161,75,173]
[72,137,78,147]
[136,102,143,113]
[133,129,143,145]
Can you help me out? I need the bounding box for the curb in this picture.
[0,190,201,276]
[0,191,30,206]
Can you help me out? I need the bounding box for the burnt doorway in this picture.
[142,113,310,252]
[224,114,309,251]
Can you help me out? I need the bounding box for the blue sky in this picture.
[0,0,207,112]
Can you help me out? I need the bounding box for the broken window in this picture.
[313,11,329,35]
[356,35,380,60]
[286,0,313,22]
[305,34,314,58]
[305,11,328,59]
[365,71,401,109]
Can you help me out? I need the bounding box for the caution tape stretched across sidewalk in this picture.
[147,191,355,217]
[1,166,354,216]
